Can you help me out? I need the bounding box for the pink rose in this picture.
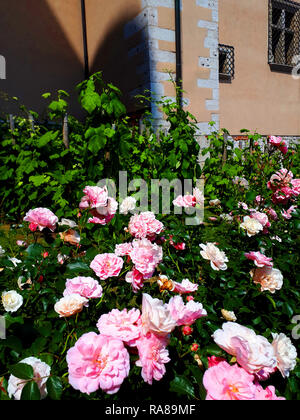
[114,242,133,257]
[173,278,198,294]
[250,212,270,228]
[97,308,141,344]
[281,206,297,220]
[67,332,130,395]
[79,186,108,209]
[245,251,273,268]
[130,238,163,278]
[207,356,226,368]
[128,212,164,239]
[173,194,196,208]
[167,295,207,326]
[23,208,58,232]
[90,253,124,280]
[203,361,256,400]
[125,269,145,293]
[135,332,170,385]
[63,277,103,299]
[254,384,285,400]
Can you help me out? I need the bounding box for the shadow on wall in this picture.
[0,0,83,117]
[89,7,151,114]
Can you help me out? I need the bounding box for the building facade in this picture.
[0,0,300,143]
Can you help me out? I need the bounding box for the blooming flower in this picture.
[245,251,273,268]
[135,332,170,385]
[130,238,163,279]
[168,295,207,326]
[193,187,205,206]
[120,196,136,214]
[207,356,227,368]
[250,212,270,229]
[114,242,133,257]
[67,332,130,394]
[90,253,124,280]
[173,278,198,294]
[233,177,249,189]
[213,322,277,375]
[271,333,297,378]
[0,245,5,256]
[1,290,23,313]
[250,266,283,294]
[128,212,164,239]
[269,136,288,154]
[8,357,51,400]
[141,293,177,336]
[199,243,228,271]
[209,199,221,207]
[23,208,58,232]
[281,205,297,220]
[125,269,145,293]
[97,308,141,344]
[58,218,78,228]
[79,186,108,209]
[54,294,88,317]
[203,361,257,400]
[240,216,263,237]
[63,277,103,300]
[254,384,285,400]
[173,194,196,208]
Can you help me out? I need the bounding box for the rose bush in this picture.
[0,78,299,401]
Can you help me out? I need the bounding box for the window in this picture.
[268,0,300,72]
[219,44,235,82]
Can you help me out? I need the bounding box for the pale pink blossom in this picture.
[141,293,177,336]
[173,278,198,294]
[54,294,88,317]
[266,208,278,221]
[240,216,263,237]
[114,242,133,257]
[250,267,283,294]
[245,251,273,268]
[97,308,141,344]
[23,208,58,232]
[213,322,277,375]
[90,253,124,280]
[238,202,249,210]
[63,277,103,300]
[281,205,297,220]
[203,361,257,400]
[268,169,294,190]
[120,196,136,214]
[125,269,145,293]
[96,197,118,216]
[193,188,205,206]
[66,332,130,395]
[199,243,228,271]
[130,238,163,278]
[254,384,285,400]
[8,357,51,400]
[272,333,297,378]
[269,136,288,154]
[250,212,270,228]
[167,295,207,326]
[79,186,108,209]
[173,194,196,208]
[209,199,221,207]
[136,332,170,385]
[128,212,164,239]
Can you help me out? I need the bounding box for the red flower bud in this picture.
[182,326,193,336]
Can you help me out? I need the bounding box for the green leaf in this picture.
[37,131,57,148]
[29,175,51,187]
[26,244,44,257]
[169,375,196,399]
[66,262,90,274]
[46,376,63,400]
[20,381,41,401]
[9,363,34,380]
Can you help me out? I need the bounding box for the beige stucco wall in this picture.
[0,0,84,116]
[219,0,300,136]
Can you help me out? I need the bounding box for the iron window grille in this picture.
[268,0,300,72]
[219,44,235,82]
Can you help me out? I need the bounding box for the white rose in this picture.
[199,243,228,271]
[213,322,277,374]
[54,294,88,318]
[272,333,297,378]
[240,216,263,237]
[7,357,51,400]
[209,199,221,206]
[120,197,137,215]
[141,293,177,336]
[58,218,78,228]
[2,290,23,313]
[0,245,5,257]
[221,309,237,322]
